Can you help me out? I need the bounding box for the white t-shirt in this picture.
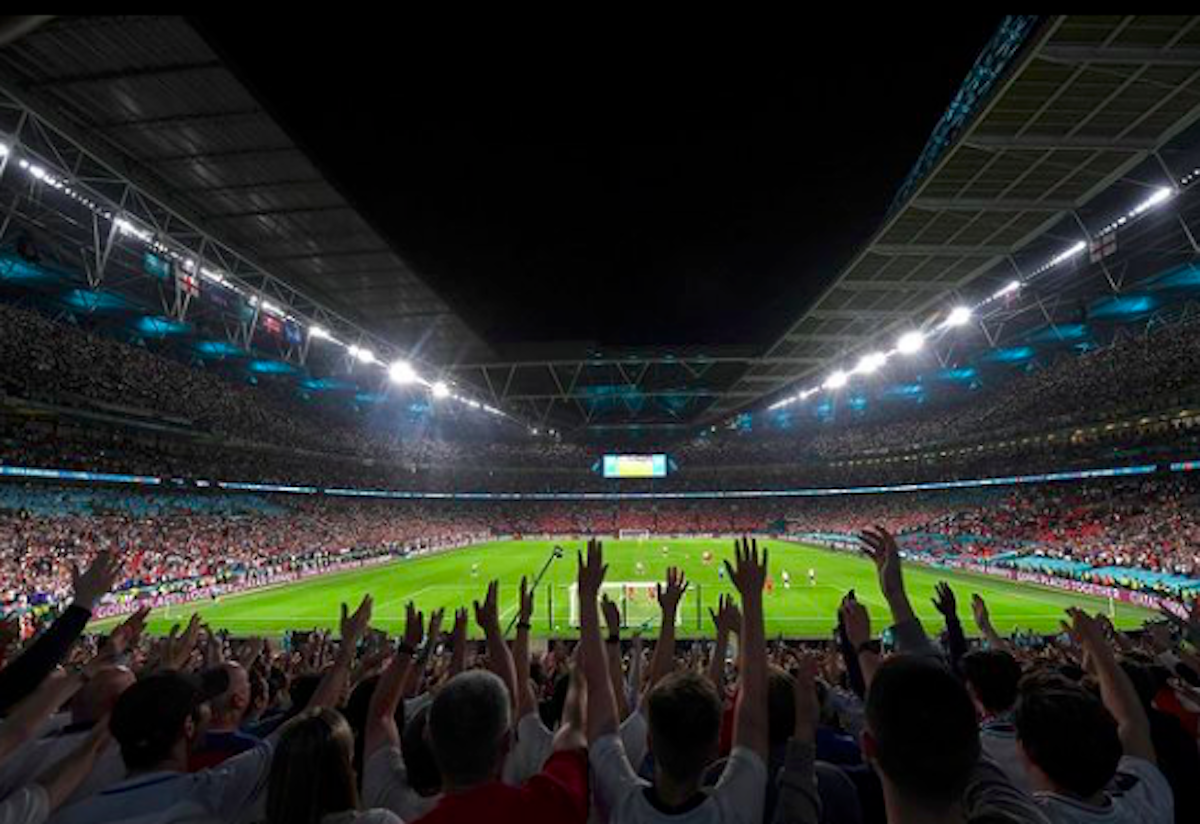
[589,733,766,824]
[0,786,49,824]
[48,739,274,824]
[1033,756,1173,824]
[0,732,125,806]
[504,710,649,787]
[362,746,440,822]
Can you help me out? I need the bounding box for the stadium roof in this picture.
[706,14,1200,423]
[0,15,489,367]
[3,16,1200,436]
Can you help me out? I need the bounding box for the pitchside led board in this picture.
[602,454,668,479]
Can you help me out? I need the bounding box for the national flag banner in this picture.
[175,269,200,297]
[263,315,283,336]
[1089,232,1116,263]
[284,320,303,346]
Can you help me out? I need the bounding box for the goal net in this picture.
[618,529,651,542]
[567,581,686,628]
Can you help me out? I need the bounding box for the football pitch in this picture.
[95,538,1157,639]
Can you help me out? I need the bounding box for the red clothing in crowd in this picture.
[413,749,588,824]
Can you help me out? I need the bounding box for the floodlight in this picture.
[944,306,972,328]
[856,352,887,375]
[897,331,925,354]
[431,381,450,399]
[388,360,418,385]
[824,370,849,390]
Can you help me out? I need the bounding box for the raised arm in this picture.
[773,654,822,824]
[475,580,519,715]
[308,595,372,711]
[0,550,122,713]
[34,717,111,812]
[514,577,539,718]
[448,607,468,678]
[0,670,87,764]
[729,537,769,760]
[932,582,968,670]
[859,527,938,659]
[600,594,630,720]
[1070,608,1156,763]
[838,593,878,690]
[646,567,688,695]
[706,594,740,691]
[578,539,618,742]
[364,602,424,760]
[971,594,1013,653]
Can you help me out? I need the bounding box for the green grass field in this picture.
[94,538,1156,639]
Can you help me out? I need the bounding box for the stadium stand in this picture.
[3,13,1200,824]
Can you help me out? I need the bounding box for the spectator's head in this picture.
[863,658,980,812]
[646,671,723,786]
[110,671,212,771]
[961,650,1022,717]
[767,667,797,749]
[201,662,251,730]
[402,704,442,796]
[266,708,357,824]
[1015,680,1121,798]
[428,671,511,788]
[71,665,135,725]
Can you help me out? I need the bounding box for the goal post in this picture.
[567,581,690,629]
[618,529,651,542]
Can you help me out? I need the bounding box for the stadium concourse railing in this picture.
[794,532,1194,620]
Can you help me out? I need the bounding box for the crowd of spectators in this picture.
[1,530,1195,823]
[4,301,1200,497]
[3,472,1199,620]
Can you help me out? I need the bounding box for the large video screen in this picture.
[602,454,668,479]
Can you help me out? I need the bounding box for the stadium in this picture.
[1,14,1199,824]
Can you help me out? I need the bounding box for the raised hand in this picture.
[577,538,607,600]
[340,595,373,644]
[71,550,123,611]
[709,593,742,636]
[518,576,535,625]
[725,536,768,599]
[105,606,150,657]
[403,601,425,650]
[839,593,871,649]
[858,526,904,601]
[784,649,820,737]
[971,593,992,629]
[474,580,501,632]
[159,613,202,672]
[931,582,957,619]
[426,608,445,650]
[656,567,689,615]
[601,593,622,635]
[451,607,468,645]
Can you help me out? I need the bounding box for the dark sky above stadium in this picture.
[195,15,1003,350]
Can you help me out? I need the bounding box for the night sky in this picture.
[195,15,1004,349]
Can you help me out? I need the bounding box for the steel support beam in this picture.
[1038,45,1200,66]
[871,244,1012,256]
[910,196,1079,211]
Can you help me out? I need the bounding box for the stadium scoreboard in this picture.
[602,454,668,478]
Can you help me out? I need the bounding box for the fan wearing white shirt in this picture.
[579,537,770,824]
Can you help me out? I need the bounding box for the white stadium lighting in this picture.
[994,280,1021,299]
[0,142,8,156]
[388,360,418,385]
[823,370,849,390]
[897,330,925,354]
[855,351,888,375]
[309,325,331,341]
[349,345,376,364]
[431,380,451,399]
[944,306,973,328]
